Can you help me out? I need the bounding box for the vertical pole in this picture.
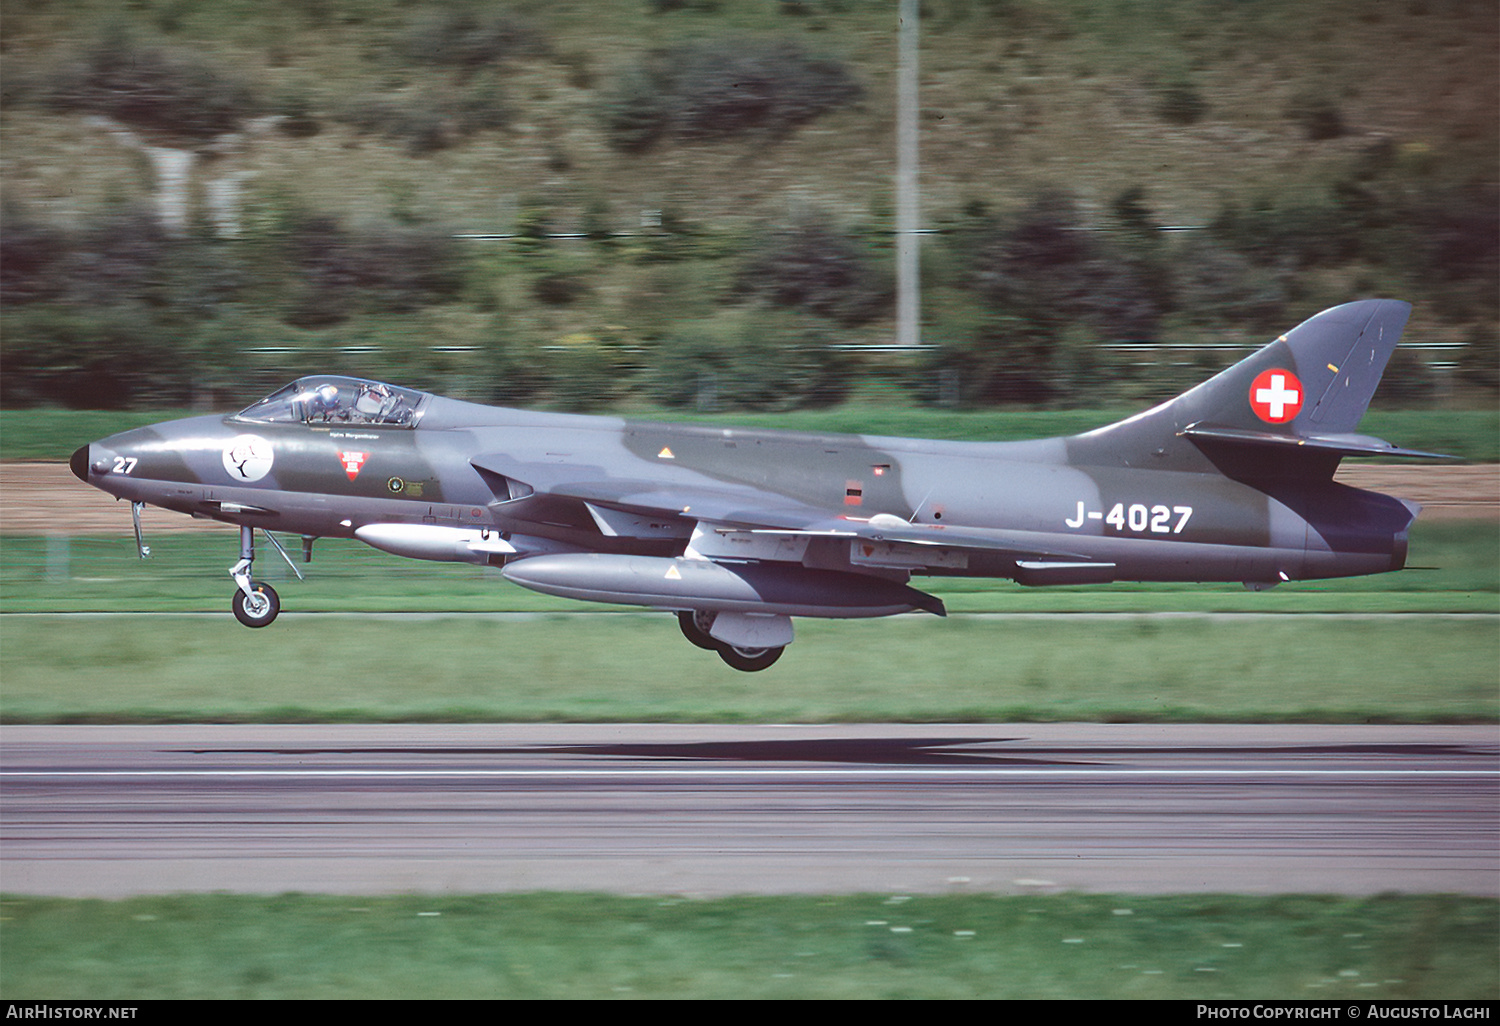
[896,0,921,348]
[46,534,69,584]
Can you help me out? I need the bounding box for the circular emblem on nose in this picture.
[223,434,275,482]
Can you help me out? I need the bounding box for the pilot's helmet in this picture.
[315,383,339,409]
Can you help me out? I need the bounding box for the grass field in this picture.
[1,892,1494,1000]
[2,521,1495,614]
[1,518,1493,723]
[2,612,1493,724]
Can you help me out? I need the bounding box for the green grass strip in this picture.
[2,893,1494,999]
[1,521,1494,615]
[2,613,1493,723]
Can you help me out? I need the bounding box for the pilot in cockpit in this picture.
[308,383,345,422]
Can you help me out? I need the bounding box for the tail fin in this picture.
[1073,300,1447,472]
[1179,298,1411,435]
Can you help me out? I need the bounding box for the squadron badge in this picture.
[222,435,274,482]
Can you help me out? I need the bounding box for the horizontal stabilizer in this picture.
[1182,424,1454,460]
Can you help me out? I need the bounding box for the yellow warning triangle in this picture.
[664,564,682,580]
[658,446,675,459]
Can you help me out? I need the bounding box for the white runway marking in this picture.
[3,610,1495,620]
[6,767,1493,779]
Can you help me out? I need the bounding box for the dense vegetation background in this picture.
[1,0,1495,411]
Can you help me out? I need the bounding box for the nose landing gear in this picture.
[229,525,298,627]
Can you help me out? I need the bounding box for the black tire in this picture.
[232,582,280,628]
[717,644,783,672]
[677,610,719,651]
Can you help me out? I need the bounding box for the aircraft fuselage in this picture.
[75,397,1411,588]
[68,300,1434,669]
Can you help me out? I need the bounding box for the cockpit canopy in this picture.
[235,376,428,427]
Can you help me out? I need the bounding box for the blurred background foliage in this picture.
[0,0,1494,412]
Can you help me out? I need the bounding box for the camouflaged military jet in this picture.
[72,299,1443,670]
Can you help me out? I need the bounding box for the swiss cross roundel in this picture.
[1249,368,1304,424]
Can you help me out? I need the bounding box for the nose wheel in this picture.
[232,581,280,627]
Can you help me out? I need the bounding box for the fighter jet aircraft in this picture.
[72,299,1443,670]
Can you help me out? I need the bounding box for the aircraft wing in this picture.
[472,451,1108,584]
[725,517,1094,558]
[547,480,840,532]
[473,451,838,530]
[708,518,1114,586]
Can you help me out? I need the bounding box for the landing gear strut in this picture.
[229,525,286,628]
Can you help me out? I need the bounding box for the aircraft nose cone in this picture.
[70,444,91,483]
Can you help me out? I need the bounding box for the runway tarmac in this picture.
[2,723,1495,898]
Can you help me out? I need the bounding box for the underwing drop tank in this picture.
[501,553,946,619]
[355,523,516,564]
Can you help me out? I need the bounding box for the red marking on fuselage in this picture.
[340,451,369,480]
